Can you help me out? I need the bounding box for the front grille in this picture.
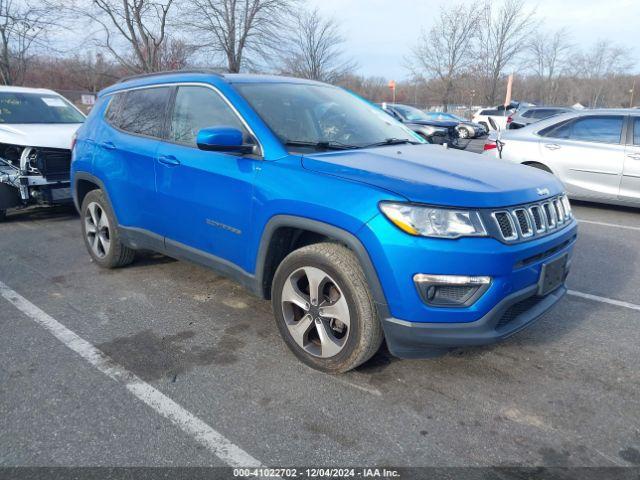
[495,295,544,331]
[34,148,72,181]
[488,194,572,243]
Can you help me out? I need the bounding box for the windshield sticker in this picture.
[41,97,67,108]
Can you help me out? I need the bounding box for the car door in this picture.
[621,115,640,202]
[97,86,171,235]
[155,84,260,268]
[538,115,625,200]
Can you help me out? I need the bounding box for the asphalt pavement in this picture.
[1,178,639,468]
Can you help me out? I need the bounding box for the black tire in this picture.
[0,209,5,222]
[80,189,135,268]
[271,242,383,374]
[479,122,489,132]
[524,162,552,173]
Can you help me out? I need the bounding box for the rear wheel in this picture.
[272,243,383,373]
[81,189,135,268]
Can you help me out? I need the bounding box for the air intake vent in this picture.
[529,205,545,233]
[513,209,533,237]
[543,202,556,229]
[493,211,517,241]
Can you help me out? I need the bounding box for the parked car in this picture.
[0,86,85,221]
[379,103,458,145]
[508,106,573,130]
[472,108,512,132]
[423,112,486,138]
[72,71,577,373]
[483,109,640,207]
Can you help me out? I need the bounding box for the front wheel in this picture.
[271,243,383,373]
[458,128,470,139]
[81,189,135,268]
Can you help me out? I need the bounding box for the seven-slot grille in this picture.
[490,194,572,242]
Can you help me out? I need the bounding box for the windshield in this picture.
[235,83,422,150]
[0,92,85,124]
[391,104,431,122]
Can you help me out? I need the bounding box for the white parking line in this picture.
[577,219,640,232]
[568,290,640,312]
[0,280,262,468]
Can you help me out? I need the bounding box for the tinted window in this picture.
[542,116,623,144]
[111,87,171,138]
[169,86,250,146]
[480,109,500,116]
[521,110,536,118]
[531,109,565,120]
[634,117,640,145]
[0,92,84,124]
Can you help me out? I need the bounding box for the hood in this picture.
[409,119,458,128]
[301,144,563,208]
[0,123,82,150]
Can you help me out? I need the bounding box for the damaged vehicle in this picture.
[0,87,85,221]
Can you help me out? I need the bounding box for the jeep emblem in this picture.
[537,188,550,196]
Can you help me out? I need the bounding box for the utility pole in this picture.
[630,79,636,108]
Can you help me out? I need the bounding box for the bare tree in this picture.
[409,2,481,110]
[0,0,57,85]
[526,28,573,104]
[281,8,356,82]
[476,0,537,105]
[181,0,295,73]
[570,40,633,107]
[81,0,177,73]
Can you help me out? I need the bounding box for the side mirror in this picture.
[196,126,255,154]
[488,117,499,131]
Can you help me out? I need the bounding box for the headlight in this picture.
[380,202,487,238]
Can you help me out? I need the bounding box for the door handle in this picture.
[99,141,116,150]
[158,155,181,166]
[626,153,640,160]
[544,143,561,151]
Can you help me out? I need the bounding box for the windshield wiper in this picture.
[362,138,422,148]
[283,140,359,151]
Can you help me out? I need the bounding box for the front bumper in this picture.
[382,284,566,358]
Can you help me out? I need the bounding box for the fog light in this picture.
[413,274,491,307]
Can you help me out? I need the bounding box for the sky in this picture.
[309,0,640,80]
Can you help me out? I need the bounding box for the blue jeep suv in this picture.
[71,71,577,373]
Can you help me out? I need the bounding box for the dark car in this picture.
[423,112,486,139]
[379,103,458,145]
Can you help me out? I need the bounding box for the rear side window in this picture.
[480,109,499,116]
[541,115,624,144]
[634,117,640,145]
[521,110,535,118]
[531,109,565,120]
[169,86,250,146]
[107,87,171,138]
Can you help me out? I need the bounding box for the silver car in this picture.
[507,106,573,130]
[483,109,640,207]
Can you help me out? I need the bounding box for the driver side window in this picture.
[169,86,250,147]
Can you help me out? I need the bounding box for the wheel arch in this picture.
[73,172,108,213]
[255,215,389,319]
[522,161,555,175]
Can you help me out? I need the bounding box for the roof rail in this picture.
[117,69,224,84]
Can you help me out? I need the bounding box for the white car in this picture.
[483,109,640,207]
[472,108,513,132]
[0,86,85,220]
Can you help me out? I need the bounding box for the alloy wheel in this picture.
[280,266,351,358]
[85,202,111,258]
